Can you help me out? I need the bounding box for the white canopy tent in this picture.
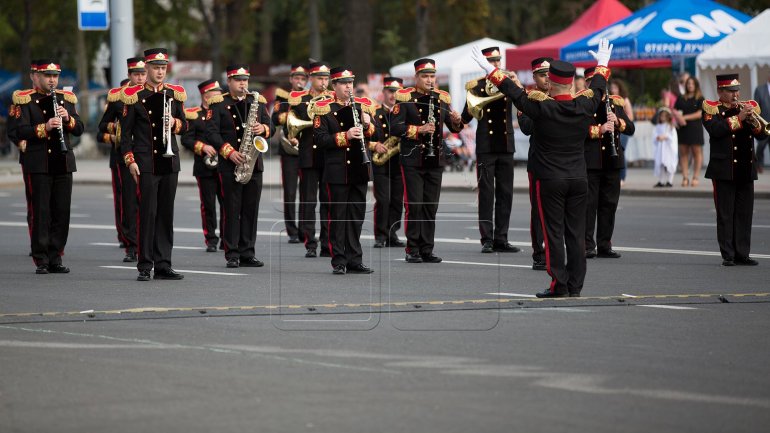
[696,9,770,101]
[389,38,516,112]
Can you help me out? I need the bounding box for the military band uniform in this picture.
[13,60,83,274]
[486,61,610,297]
[181,79,223,252]
[390,59,463,262]
[99,75,137,261]
[312,78,377,273]
[703,74,767,265]
[461,62,516,253]
[119,49,188,279]
[205,72,272,267]
[272,73,301,243]
[584,69,635,258]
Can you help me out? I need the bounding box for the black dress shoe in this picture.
[421,253,442,263]
[288,236,300,244]
[373,240,386,248]
[585,249,597,258]
[240,257,264,267]
[735,257,758,266]
[405,252,423,263]
[722,259,735,267]
[48,264,70,274]
[320,250,332,258]
[206,245,218,253]
[35,265,49,274]
[597,249,621,258]
[305,249,317,258]
[387,238,405,247]
[481,242,494,254]
[347,263,374,274]
[137,270,151,281]
[226,258,240,268]
[493,242,521,253]
[532,261,546,271]
[154,268,184,280]
[535,289,568,298]
[332,265,346,275]
[123,252,137,262]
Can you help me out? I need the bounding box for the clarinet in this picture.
[605,85,618,157]
[50,86,68,153]
[349,92,371,165]
[426,86,436,157]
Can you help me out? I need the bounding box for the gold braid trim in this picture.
[123,152,136,167]
[487,69,507,87]
[589,124,602,140]
[702,100,719,115]
[527,90,550,102]
[220,143,235,159]
[107,88,123,102]
[173,118,183,134]
[207,94,224,105]
[65,116,76,130]
[406,125,419,140]
[610,95,625,107]
[727,115,742,132]
[121,89,139,105]
[395,88,414,103]
[36,124,48,139]
[576,89,594,98]
[288,91,308,106]
[257,94,267,104]
[594,66,611,80]
[365,122,375,137]
[193,141,205,156]
[275,88,289,100]
[12,90,33,105]
[185,110,199,120]
[335,132,349,148]
[102,133,112,144]
[107,121,115,134]
[618,118,627,132]
[437,90,451,105]
[278,112,287,125]
[59,90,78,104]
[465,79,480,91]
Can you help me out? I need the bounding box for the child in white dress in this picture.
[653,107,678,187]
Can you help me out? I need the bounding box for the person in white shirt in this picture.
[653,107,678,187]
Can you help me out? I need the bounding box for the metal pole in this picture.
[110,0,134,87]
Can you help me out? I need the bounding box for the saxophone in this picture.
[372,136,400,166]
[234,91,269,184]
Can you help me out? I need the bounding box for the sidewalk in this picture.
[2,154,769,198]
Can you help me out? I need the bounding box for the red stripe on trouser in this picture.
[400,165,410,254]
[26,173,35,265]
[535,180,556,293]
[218,173,229,254]
[112,166,127,247]
[325,183,334,264]
[196,177,209,242]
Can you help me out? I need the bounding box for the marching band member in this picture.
[390,58,463,264]
[461,46,519,255]
[205,64,272,269]
[120,48,188,281]
[703,73,768,266]
[312,66,377,274]
[181,79,224,252]
[371,76,405,249]
[14,59,83,274]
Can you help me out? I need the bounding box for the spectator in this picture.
[574,68,586,93]
[677,72,690,96]
[674,76,705,186]
[610,79,634,186]
[653,107,678,187]
[754,71,770,173]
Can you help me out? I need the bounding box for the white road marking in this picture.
[10,203,26,208]
[486,292,537,298]
[686,222,770,229]
[0,340,169,349]
[464,226,529,231]
[9,211,90,218]
[398,259,531,268]
[0,192,11,197]
[637,305,698,310]
[621,293,637,298]
[1,220,768,259]
[99,265,247,276]
[90,242,204,251]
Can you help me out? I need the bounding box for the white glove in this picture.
[588,38,613,67]
[471,45,496,75]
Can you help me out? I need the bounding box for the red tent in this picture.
[505,0,632,71]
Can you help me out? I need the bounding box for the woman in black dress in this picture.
[674,77,705,186]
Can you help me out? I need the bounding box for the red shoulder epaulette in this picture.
[289,90,308,106]
[575,89,594,98]
[164,83,187,102]
[702,100,720,115]
[309,97,334,117]
[107,86,123,102]
[121,84,143,105]
[395,87,414,102]
[275,88,290,100]
[436,89,451,105]
[184,106,201,120]
[354,96,377,115]
[12,89,35,105]
[609,94,625,107]
[55,89,78,104]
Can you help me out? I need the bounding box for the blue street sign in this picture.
[78,0,110,31]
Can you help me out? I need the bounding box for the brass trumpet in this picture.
[737,101,770,134]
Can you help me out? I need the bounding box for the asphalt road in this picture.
[1,184,769,433]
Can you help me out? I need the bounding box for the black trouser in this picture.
[528,171,545,262]
[712,179,754,260]
[326,182,367,268]
[535,177,587,295]
[280,155,300,238]
[220,171,262,261]
[195,174,223,247]
[372,163,403,242]
[27,172,72,267]
[298,166,329,252]
[585,168,621,252]
[136,172,178,272]
[401,165,442,255]
[117,163,137,253]
[476,152,514,246]
[22,166,32,243]
[110,165,124,244]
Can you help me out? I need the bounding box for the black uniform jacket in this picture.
[119,83,188,175]
[13,88,83,174]
[98,86,125,168]
[703,99,767,182]
[489,68,608,179]
[181,105,218,178]
[461,77,515,154]
[290,90,334,168]
[371,104,400,172]
[585,94,635,170]
[205,92,272,175]
[312,96,378,185]
[390,87,462,168]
